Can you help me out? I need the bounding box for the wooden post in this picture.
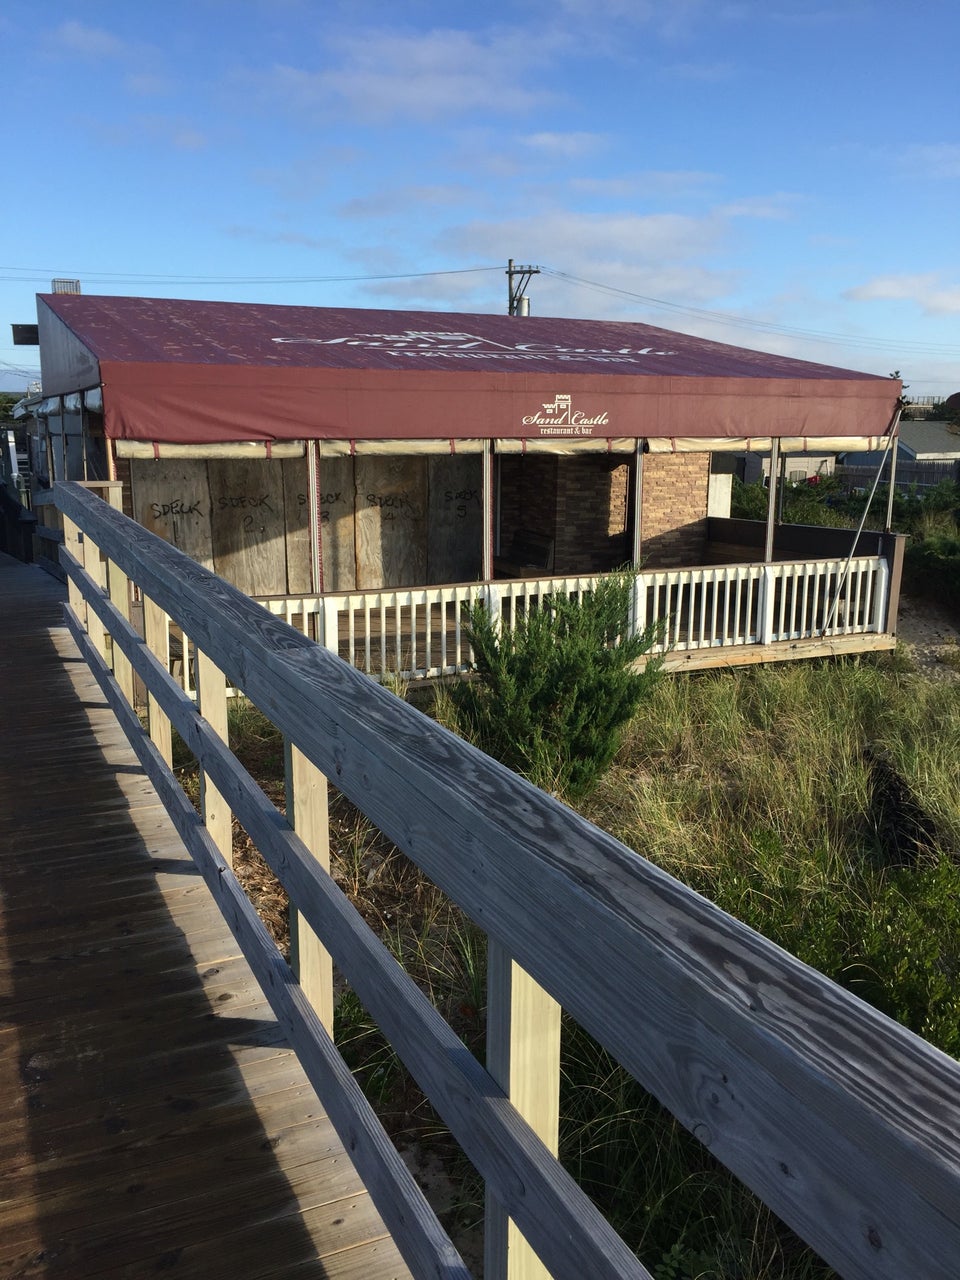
[143,598,173,767]
[195,648,232,866]
[285,741,334,1033]
[61,515,85,625]
[482,440,494,582]
[764,438,780,564]
[81,528,108,665]
[759,564,777,644]
[631,441,643,567]
[484,941,561,1280]
[106,555,136,708]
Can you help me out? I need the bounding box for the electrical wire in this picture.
[539,267,960,359]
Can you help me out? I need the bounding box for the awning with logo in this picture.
[36,294,900,448]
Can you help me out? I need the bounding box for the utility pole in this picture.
[506,259,540,315]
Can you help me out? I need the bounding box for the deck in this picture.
[0,553,412,1280]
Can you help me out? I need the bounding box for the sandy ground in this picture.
[894,593,960,681]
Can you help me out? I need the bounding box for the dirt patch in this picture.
[895,594,960,680]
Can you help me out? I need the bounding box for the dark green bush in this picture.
[904,534,960,612]
[453,572,663,799]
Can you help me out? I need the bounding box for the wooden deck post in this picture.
[80,529,108,665]
[106,555,136,708]
[195,648,232,866]
[143,598,173,767]
[482,440,494,581]
[61,515,85,626]
[484,942,561,1280]
[285,743,334,1034]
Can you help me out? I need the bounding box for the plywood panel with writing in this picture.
[427,455,483,585]
[130,459,215,570]
[318,456,357,591]
[282,456,313,594]
[208,458,288,597]
[355,456,428,589]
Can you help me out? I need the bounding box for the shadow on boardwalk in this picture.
[0,556,410,1280]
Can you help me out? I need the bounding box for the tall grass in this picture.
[563,656,960,1276]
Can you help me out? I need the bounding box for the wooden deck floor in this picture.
[0,554,412,1280]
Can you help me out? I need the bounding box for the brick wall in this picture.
[554,457,630,574]
[498,454,559,549]
[640,452,710,567]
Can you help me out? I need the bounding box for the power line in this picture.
[539,267,960,359]
[0,265,502,286]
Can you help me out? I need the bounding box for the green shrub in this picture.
[452,572,663,799]
[904,534,960,612]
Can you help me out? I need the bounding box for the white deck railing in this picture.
[255,555,890,682]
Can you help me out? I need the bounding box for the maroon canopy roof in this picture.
[36,294,899,445]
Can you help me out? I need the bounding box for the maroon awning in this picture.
[36,294,900,445]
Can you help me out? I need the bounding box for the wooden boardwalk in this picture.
[0,554,412,1280]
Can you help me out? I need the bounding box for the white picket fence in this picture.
[251,555,889,683]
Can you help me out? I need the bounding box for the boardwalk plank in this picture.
[0,555,413,1280]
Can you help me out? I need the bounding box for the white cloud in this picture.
[259,27,556,123]
[88,114,207,151]
[422,209,736,317]
[661,61,735,82]
[338,185,477,219]
[570,170,720,198]
[124,72,173,97]
[519,132,609,159]
[897,144,960,180]
[717,193,802,219]
[845,274,960,315]
[49,20,132,59]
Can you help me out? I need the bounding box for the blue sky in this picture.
[3,0,959,395]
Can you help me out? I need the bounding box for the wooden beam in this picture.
[764,437,780,563]
[485,945,561,1280]
[143,598,173,767]
[106,556,135,707]
[647,630,896,674]
[195,648,232,867]
[285,741,334,1034]
[61,515,85,625]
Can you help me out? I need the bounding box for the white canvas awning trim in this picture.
[318,438,485,457]
[643,435,895,454]
[115,440,307,460]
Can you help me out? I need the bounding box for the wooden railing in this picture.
[255,554,890,681]
[54,481,960,1280]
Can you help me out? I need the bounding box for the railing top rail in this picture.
[55,481,960,1279]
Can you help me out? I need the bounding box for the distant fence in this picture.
[836,460,959,492]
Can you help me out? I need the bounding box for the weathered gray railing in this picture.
[55,481,960,1280]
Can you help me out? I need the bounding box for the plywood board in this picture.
[428,455,483,585]
[208,458,288,597]
[317,456,357,591]
[355,456,428,589]
[131,458,215,571]
[282,456,313,594]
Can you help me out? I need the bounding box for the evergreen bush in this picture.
[452,572,663,799]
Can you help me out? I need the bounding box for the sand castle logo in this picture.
[521,393,610,436]
[271,331,675,366]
